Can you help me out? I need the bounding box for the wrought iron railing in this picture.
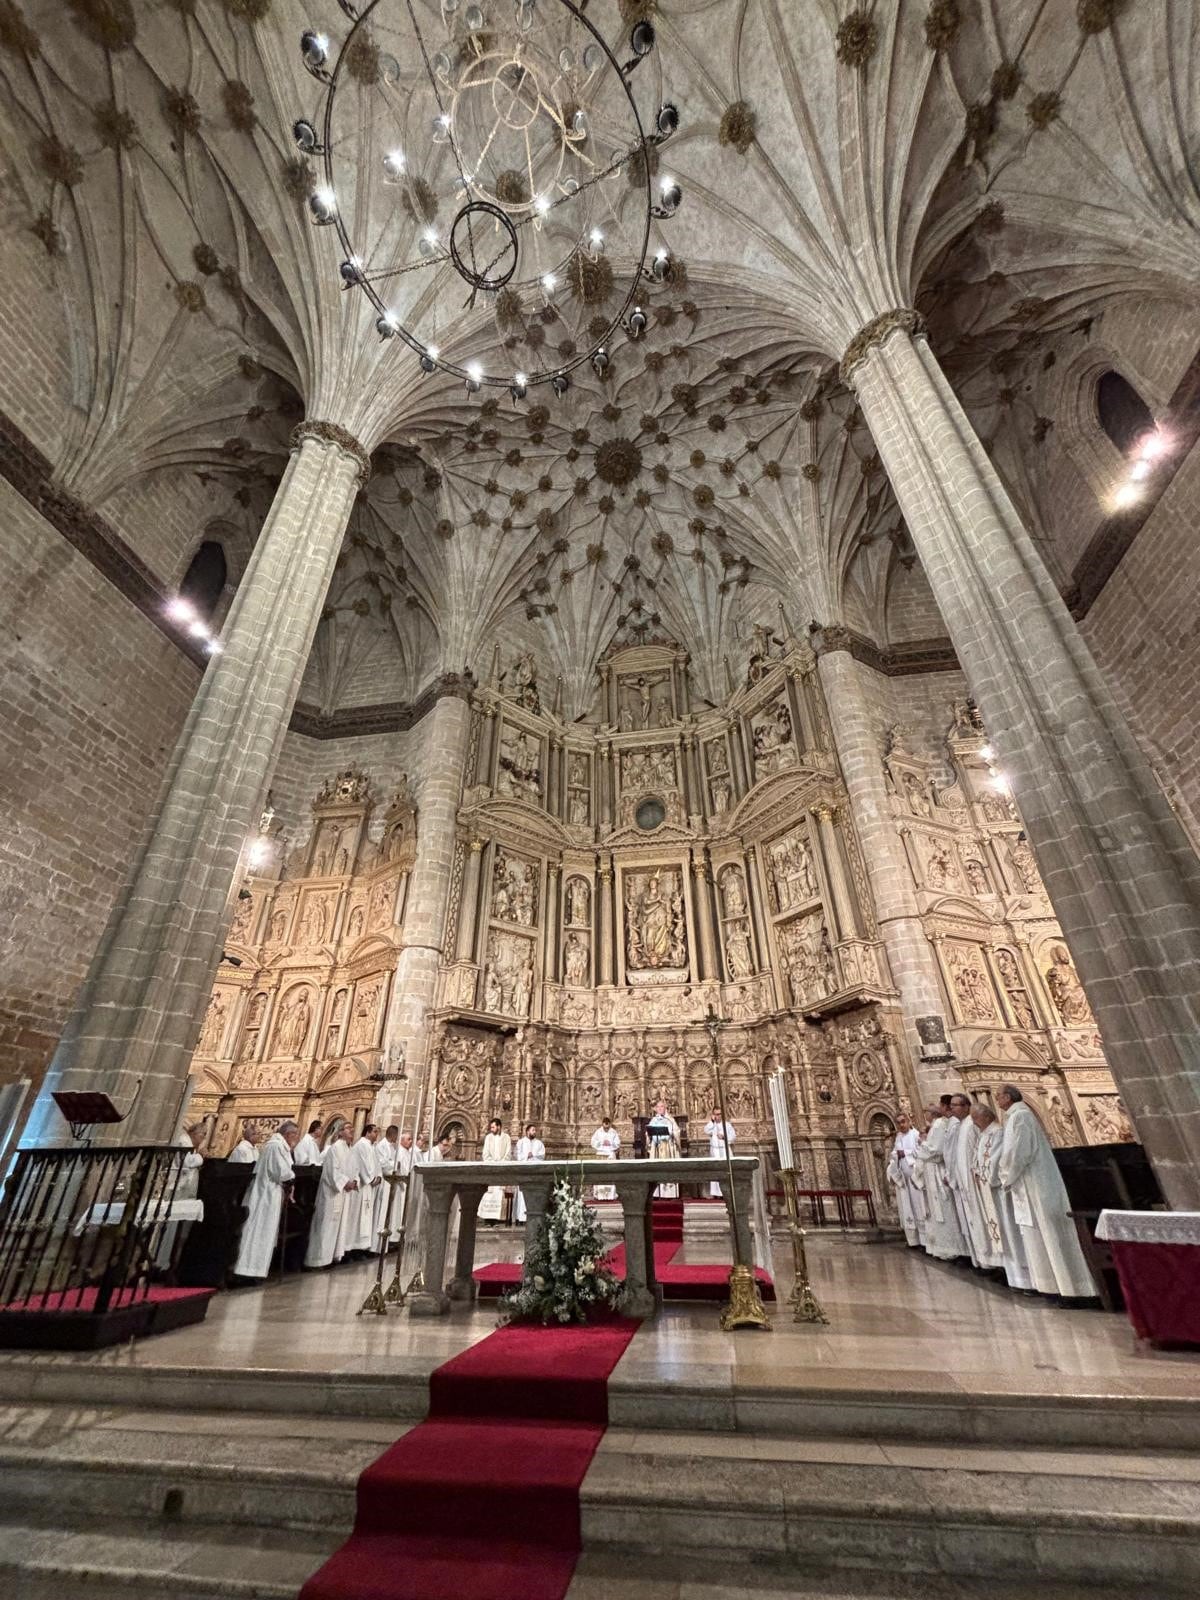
[0,1145,187,1314]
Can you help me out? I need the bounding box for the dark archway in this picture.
[179,539,228,620]
[1096,370,1154,457]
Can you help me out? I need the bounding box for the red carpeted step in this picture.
[299,1319,639,1600]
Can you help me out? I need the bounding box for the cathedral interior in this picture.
[4,6,1200,1600]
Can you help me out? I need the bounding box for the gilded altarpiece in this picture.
[187,771,418,1153]
[430,637,917,1214]
[884,706,1130,1145]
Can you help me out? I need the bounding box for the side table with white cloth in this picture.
[1095,1210,1200,1348]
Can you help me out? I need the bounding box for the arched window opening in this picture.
[179,540,228,621]
[1096,370,1154,457]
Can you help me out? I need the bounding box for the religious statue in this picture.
[268,905,288,944]
[511,955,534,1015]
[564,932,589,987]
[569,789,589,824]
[230,892,254,941]
[816,927,837,995]
[996,948,1037,1029]
[722,869,747,918]
[746,621,775,686]
[484,964,504,1013]
[726,923,754,981]
[1044,944,1093,1026]
[770,832,817,910]
[963,857,990,895]
[507,651,541,713]
[198,993,225,1055]
[300,896,328,945]
[568,753,588,788]
[925,843,959,891]
[347,904,365,940]
[279,989,312,1057]
[1008,837,1041,895]
[498,730,542,802]
[626,871,680,970]
[753,701,797,776]
[948,952,997,1023]
[1041,1083,1079,1147]
[904,773,932,818]
[951,698,985,739]
[711,775,731,814]
[567,878,589,926]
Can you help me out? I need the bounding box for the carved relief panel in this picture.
[272,984,315,1058]
[943,941,1000,1025]
[566,750,591,825]
[718,865,756,981]
[616,670,673,731]
[767,826,819,914]
[346,976,387,1052]
[497,724,543,804]
[483,929,536,1017]
[703,736,733,816]
[492,851,539,927]
[777,912,836,1007]
[751,694,799,778]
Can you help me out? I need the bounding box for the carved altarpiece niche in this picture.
[187,771,417,1154]
[884,706,1125,1144]
[433,638,912,1219]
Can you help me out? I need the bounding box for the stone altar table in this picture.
[408,1156,760,1317]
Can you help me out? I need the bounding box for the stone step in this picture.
[2,1353,1196,1449]
[3,1402,1198,1592]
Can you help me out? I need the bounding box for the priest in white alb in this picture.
[227,1125,259,1164]
[886,1112,924,1247]
[589,1116,620,1200]
[996,1085,1094,1299]
[513,1122,545,1224]
[703,1105,735,1197]
[305,1123,359,1269]
[372,1125,401,1249]
[971,1104,1030,1290]
[293,1120,325,1168]
[646,1098,681,1199]
[232,1121,299,1279]
[344,1124,383,1255]
[478,1117,512,1224]
[911,1104,969,1261]
[947,1094,1001,1270]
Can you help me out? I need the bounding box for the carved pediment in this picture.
[726,768,827,834]
[464,798,573,849]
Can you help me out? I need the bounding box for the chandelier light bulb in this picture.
[300,30,329,72]
[631,20,656,57]
[292,119,319,154]
[383,148,406,178]
[589,227,605,251]
[658,177,682,215]
[309,186,336,223]
[551,372,570,397]
[339,257,364,284]
[628,305,647,338]
[376,312,398,339]
[466,360,483,382]
[650,248,671,280]
[511,372,528,400]
[592,347,609,376]
[542,271,558,294]
[534,193,551,217]
[656,103,679,139]
[420,344,439,372]
[419,227,439,256]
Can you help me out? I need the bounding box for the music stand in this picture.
[52,1092,127,1144]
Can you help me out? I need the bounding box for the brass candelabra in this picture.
[704,1007,770,1332]
[778,1168,828,1325]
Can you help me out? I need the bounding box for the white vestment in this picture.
[478,1130,512,1221]
[293,1134,324,1168]
[886,1127,924,1246]
[949,1118,1000,1268]
[373,1139,399,1246]
[227,1139,257,1165]
[704,1118,736,1197]
[998,1102,1094,1298]
[233,1133,294,1278]
[513,1136,545,1224]
[911,1117,968,1261]
[305,1139,356,1268]
[344,1136,382,1253]
[389,1143,414,1240]
[973,1122,1031,1291]
[647,1114,680,1199]
[590,1126,621,1200]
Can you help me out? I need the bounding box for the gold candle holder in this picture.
[704,1007,770,1332]
[778,1167,828,1325]
[358,1168,406,1316]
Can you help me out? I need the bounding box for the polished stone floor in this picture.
[5,1230,1196,1401]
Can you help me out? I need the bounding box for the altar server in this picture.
[514,1122,545,1224]
[590,1116,621,1200]
[996,1086,1094,1299]
[305,1124,359,1268]
[232,1122,299,1279]
[646,1098,681,1199]
[344,1125,383,1255]
[372,1126,400,1246]
[227,1125,259,1164]
[704,1106,736,1197]
[389,1131,415,1241]
[886,1113,924,1247]
[478,1117,512,1224]
[912,1104,969,1261]
[293,1120,325,1168]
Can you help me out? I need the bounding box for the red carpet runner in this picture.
[299,1317,639,1600]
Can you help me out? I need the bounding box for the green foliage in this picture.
[500,1175,622,1325]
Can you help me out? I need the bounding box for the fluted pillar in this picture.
[814,638,951,1099]
[455,838,485,962]
[543,864,560,985]
[811,803,858,940]
[25,425,368,1146]
[847,313,1200,1207]
[598,859,616,984]
[690,853,718,980]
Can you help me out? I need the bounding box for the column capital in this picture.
[468,837,485,854]
[812,801,838,824]
[809,621,853,657]
[839,308,925,385]
[291,419,372,483]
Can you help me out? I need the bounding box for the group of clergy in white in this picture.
[886,1085,1095,1300]
[479,1118,546,1224]
[230,1116,435,1280]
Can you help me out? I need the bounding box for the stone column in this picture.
[811,803,859,940]
[383,693,472,1101]
[25,424,368,1147]
[598,859,616,985]
[614,1176,659,1318]
[847,313,1200,1208]
[745,845,772,978]
[455,838,485,962]
[690,853,718,980]
[543,864,560,985]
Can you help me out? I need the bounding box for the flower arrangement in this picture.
[500,1175,622,1325]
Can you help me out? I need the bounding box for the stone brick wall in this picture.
[270,726,422,848]
[1081,436,1200,834]
[0,481,198,1093]
[0,207,76,464]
